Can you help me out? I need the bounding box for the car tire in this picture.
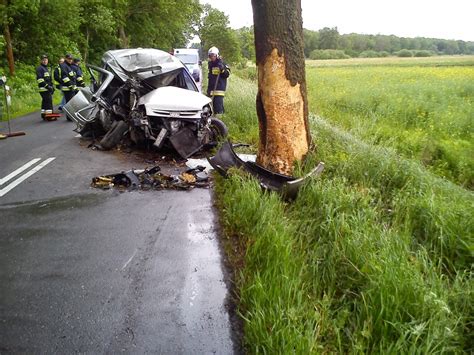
[209,118,228,142]
[100,120,128,150]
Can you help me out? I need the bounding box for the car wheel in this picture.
[99,120,128,150]
[80,122,105,138]
[209,118,228,142]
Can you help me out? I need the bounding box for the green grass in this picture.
[306,58,474,189]
[217,57,473,353]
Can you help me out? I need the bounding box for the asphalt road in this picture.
[0,112,238,353]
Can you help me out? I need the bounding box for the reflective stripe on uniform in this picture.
[44,72,50,77]
[63,77,70,83]
[211,67,221,75]
[37,78,45,83]
[210,90,225,96]
[39,87,49,92]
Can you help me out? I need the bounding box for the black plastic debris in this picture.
[208,141,324,200]
[91,165,209,191]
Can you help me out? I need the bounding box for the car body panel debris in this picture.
[91,165,209,191]
[208,141,325,200]
[64,48,227,157]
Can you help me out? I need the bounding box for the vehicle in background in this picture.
[173,48,202,86]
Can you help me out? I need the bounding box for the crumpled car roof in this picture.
[102,48,185,82]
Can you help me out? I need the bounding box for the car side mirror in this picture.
[198,60,202,66]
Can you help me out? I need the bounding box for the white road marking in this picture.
[0,158,41,186]
[0,157,56,197]
[122,249,137,270]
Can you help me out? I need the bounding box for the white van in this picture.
[173,48,202,86]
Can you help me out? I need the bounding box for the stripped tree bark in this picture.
[251,0,310,175]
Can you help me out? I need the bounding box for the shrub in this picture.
[397,49,413,57]
[309,49,350,60]
[414,50,433,57]
[236,58,249,69]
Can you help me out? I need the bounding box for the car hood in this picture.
[139,86,211,113]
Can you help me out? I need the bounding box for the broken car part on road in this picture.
[208,141,325,200]
[91,165,209,191]
[64,48,227,158]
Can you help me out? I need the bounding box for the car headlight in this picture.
[201,104,212,119]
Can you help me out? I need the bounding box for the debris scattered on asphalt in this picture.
[91,165,209,191]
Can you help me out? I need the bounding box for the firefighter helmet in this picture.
[208,46,219,56]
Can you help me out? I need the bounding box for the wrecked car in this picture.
[64,48,227,158]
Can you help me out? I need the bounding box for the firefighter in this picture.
[206,46,230,114]
[59,53,76,104]
[71,57,85,92]
[53,57,66,111]
[36,54,54,119]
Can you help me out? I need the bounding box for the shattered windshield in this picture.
[114,52,173,72]
[102,49,183,81]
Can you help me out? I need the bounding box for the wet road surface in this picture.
[0,112,238,353]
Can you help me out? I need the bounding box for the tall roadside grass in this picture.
[216,61,473,353]
[221,75,259,146]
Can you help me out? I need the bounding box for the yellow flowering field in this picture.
[306,56,474,188]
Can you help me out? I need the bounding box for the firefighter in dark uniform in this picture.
[36,54,54,119]
[53,57,65,111]
[60,53,76,104]
[71,57,85,92]
[206,46,230,114]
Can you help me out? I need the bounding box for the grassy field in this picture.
[306,56,474,189]
[218,57,473,353]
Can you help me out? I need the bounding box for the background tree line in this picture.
[304,27,474,59]
[1,0,202,73]
[2,0,473,75]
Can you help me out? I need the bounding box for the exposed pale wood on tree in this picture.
[257,48,308,174]
[252,0,310,175]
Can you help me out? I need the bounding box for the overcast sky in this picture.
[199,0,474,42]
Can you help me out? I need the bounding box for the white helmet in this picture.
[208,46,219,56]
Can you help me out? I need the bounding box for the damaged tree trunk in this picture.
[4,22,15,76]
[118,26,129,48]
[251,0,310,175]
